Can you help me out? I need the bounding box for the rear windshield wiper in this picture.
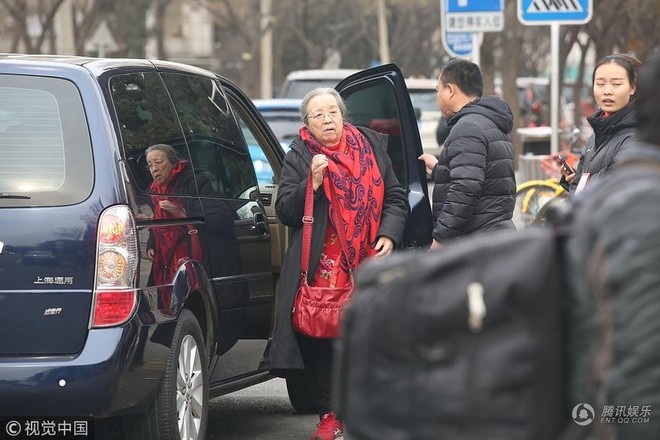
[0,193,31,199]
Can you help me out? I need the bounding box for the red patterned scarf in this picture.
[149,160,187,216]
[300,123,384,271]
[149,161,190,286]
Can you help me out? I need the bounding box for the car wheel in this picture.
[286,370,320,414]
[123,309,209,440]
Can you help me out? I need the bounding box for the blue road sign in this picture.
[447,0,502,13]
[443,0,504,33]
[518,0,592,25]
[443,32,473,58]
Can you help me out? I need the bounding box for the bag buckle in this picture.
[302,216,314,224]
[467,282,486,333]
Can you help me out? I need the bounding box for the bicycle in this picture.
[514,178,567,226]
[514,150,578,227]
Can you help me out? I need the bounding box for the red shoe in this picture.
[311,411,343,440]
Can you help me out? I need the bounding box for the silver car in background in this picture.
[405,77,443,158]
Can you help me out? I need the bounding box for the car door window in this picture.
[342,80,406,184]
[231,106,277,186]
[222,91,288,191]
[109,72,194,194]
[160,73,256,199]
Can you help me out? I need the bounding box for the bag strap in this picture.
[300,170,315,281]
[300,168,354,283]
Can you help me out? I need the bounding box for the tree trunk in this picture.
[501,0,524,166]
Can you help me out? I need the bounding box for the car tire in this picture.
[286,370,321,414]
[123,309,209,440]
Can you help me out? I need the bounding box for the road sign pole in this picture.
[378,0,391,64]
[472,32,482,66]
[551,23,559,154]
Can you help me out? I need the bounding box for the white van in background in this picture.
[405,77,442,158]
[280,69,442,158]
[279,69,359,99]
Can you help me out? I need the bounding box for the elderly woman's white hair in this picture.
[300,87,349,125]
[146,143,179,164]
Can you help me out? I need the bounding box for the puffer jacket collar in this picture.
[587,102,637,153]
[447,95,514,134]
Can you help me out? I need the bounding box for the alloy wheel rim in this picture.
[177,334,204,440]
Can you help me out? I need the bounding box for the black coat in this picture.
[430,95,516,241]
[565,144,660,438]
[263,127,408,375]
[562,102,638,194]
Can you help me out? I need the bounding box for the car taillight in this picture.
[97,249,129,284]
[93,290,137,327]
[99,213,125,244]
[92,205,138,328]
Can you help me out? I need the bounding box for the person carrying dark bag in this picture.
[562,49,660,439]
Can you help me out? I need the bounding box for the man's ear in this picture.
[447,83,455,98]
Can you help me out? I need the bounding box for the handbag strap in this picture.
[300,167,353,281]
[300,170,315,279]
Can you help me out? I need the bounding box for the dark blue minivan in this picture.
[0,55,431,439]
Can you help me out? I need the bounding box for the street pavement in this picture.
[208,378,344,439]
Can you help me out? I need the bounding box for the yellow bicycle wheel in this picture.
[514,179,565,227]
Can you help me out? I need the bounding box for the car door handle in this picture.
[251,212,270,239]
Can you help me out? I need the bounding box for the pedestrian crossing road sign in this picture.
[518,0,592,25]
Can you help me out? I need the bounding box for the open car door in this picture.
[336,63,433,249]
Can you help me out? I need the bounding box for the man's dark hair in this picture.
[635,49,660,146]
[440,58,484,98]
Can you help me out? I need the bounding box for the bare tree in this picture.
[385,0,442,77]
[70,0,117,55]
[1,0,66,53]
[151,0,176,59]
[201,0,261,96]
[106,0,150,57]
[629,1,660,60]
[499,0,526,160]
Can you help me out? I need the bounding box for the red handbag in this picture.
[292,170,354,339]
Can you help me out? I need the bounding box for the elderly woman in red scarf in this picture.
[144,144,202,287]
[263,88,408,440]
[144,144,241,316]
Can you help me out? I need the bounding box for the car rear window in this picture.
[0,75,93,207]
[408,89,438,112]
[259,111,302,144]
[281,80,342,99]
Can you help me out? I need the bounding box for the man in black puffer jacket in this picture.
[419,58,516,250]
